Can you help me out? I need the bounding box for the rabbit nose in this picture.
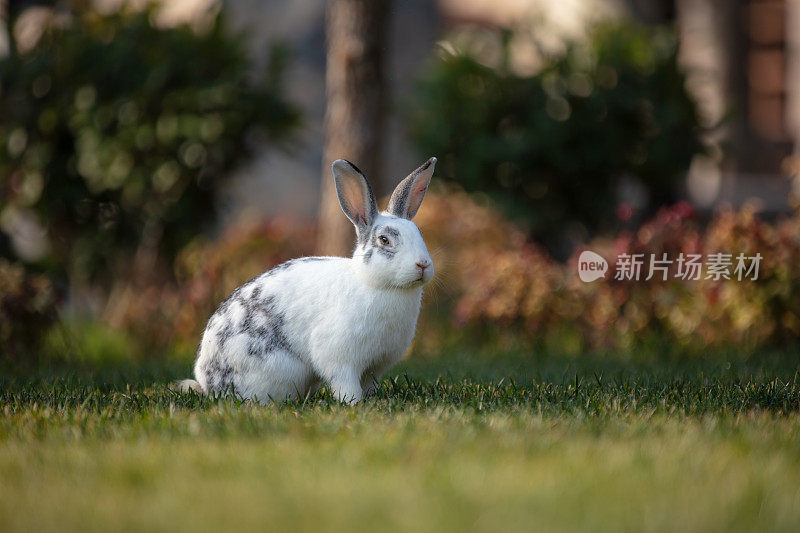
[416,260,431,271]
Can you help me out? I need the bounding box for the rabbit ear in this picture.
[332,159,379,234]
[387,157,436,220]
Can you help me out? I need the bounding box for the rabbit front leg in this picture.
[328,369,363,403]
[361,355,401,397]
[361,372,382,397]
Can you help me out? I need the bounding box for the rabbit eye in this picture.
[379,235,390,246]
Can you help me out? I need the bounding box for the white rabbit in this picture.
[177,157,437,403]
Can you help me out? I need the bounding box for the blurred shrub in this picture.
[416,190,800,354]
[106,217,315,354]
[0,5,298,284]
[82,190,799,358]
[0,259,59,360]
[44,320,140,365]
[408,23,704,256]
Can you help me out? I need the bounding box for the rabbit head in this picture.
[332,157,437,290]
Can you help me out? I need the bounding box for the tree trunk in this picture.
[318,0,389,256]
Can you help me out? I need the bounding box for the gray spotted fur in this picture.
[200,257,333,394]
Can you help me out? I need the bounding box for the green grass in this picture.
[2,348,800,532]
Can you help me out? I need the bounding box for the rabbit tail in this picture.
[174,379,204,394]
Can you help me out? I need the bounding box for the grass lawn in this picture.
[1,349,799,532]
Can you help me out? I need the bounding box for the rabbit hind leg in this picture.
[235,350,317,404]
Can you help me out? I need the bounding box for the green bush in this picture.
[408,23,704,255]
[0,6,298,284]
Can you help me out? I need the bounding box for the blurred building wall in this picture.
[678,0,797,211]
